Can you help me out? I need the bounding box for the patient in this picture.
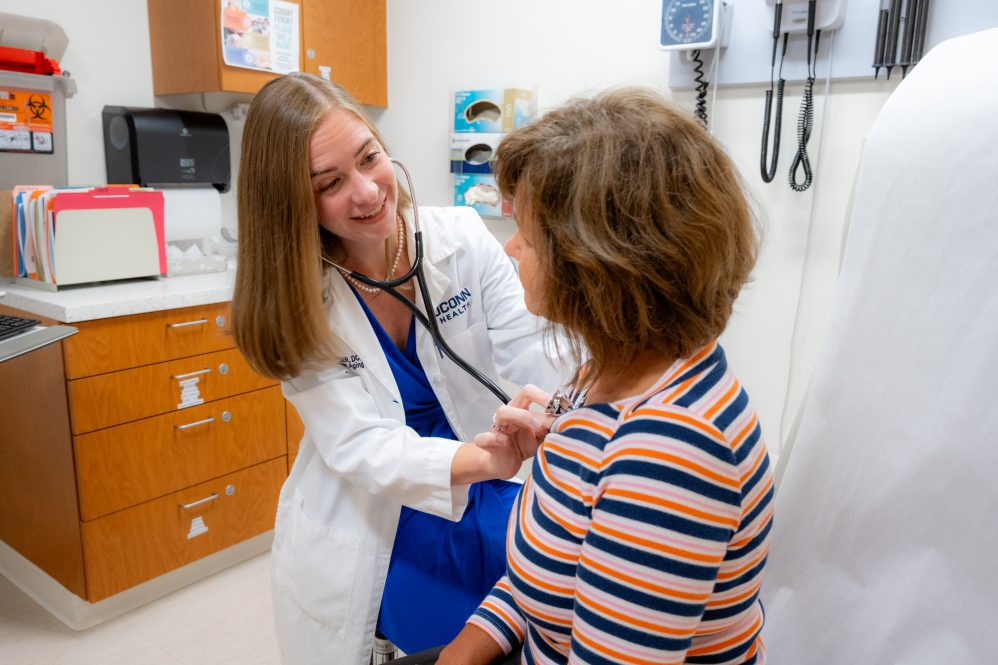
[436,87,775,664]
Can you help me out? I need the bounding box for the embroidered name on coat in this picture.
[339,354,365,370]
[435,288,473,324]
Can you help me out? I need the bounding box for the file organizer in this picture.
[11,186,166,290]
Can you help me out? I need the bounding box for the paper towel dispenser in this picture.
[102,106,231,192]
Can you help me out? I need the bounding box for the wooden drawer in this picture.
[63,303,235,379]
[75,386,286,521]
[81,457,285,602]
[68,347,276,434]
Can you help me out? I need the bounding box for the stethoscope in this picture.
[321,158,511,404]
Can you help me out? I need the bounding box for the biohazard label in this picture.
[0,88,55,154]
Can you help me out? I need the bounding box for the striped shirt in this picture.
[469,343,774,664]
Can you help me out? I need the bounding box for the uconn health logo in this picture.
[435,287,472,324]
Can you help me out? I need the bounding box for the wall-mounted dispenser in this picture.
[102,107,230,192]
[450,88,534,218]
[102,106,231,276]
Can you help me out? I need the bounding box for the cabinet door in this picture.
[301,0,387,106]
[148,0,304,95]
[0,337,86,598]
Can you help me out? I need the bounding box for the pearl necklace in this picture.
[338,215,405,294]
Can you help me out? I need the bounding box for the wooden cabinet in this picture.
[0,302,289,602]
[147,0,387,106]
[299,0,387,106]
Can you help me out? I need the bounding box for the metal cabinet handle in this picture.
[176,417,215,430]
[180,493,218,510]
[172,368,211,380]
[168,318,209,328]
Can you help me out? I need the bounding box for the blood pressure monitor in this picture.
[659,0,723,50]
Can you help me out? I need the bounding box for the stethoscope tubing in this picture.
[326,159,512,405]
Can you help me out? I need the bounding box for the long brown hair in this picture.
[232,73,410,380]
[494,87,759,388]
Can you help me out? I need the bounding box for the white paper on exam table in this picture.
[761,27,998,665]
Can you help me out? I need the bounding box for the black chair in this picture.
[391,644,522,664]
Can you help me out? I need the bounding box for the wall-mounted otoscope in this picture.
[760,0,843,192]
[760,0,787,183]
[873,0,932,79]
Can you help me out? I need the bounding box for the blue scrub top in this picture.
[352,289,519,654]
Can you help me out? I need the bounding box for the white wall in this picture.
[379,0,899,454]
[2,0,154,185]
[710,80,891,451]
[4,0,901,455]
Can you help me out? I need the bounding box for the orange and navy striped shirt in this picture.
[469,343,774,664]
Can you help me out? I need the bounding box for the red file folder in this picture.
[50,187,167,275]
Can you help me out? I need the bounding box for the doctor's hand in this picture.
[452,411,544,484]
[461,405,550,481]
[450,388,556,485]
[508,383,555,414]
[488,403,550,461]
[470,430,524,481]
[501,383,557,448]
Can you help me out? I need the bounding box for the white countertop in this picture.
[0,267,237,323]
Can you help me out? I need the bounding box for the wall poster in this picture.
[221,0,300,74]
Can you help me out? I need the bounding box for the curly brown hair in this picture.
[494,87,759,387]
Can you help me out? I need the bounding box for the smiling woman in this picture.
[309,110,399,257]
[230,73,567,665]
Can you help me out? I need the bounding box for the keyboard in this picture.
[0,313,41,342]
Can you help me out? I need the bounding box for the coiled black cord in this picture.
[761,33,789,183]
[761,80,785,182]
[691,49,709,129]
[789,29,821,192]
[788,76,814,191]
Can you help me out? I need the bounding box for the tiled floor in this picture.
[0,552,281,665]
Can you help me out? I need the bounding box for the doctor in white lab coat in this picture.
[232,73,565,665]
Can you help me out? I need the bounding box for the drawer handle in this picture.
[173,368,211,380]
[176,416,215,430]
[180,493,218,510]
[168,318,209,329]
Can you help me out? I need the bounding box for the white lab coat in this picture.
[271,206,566,665]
